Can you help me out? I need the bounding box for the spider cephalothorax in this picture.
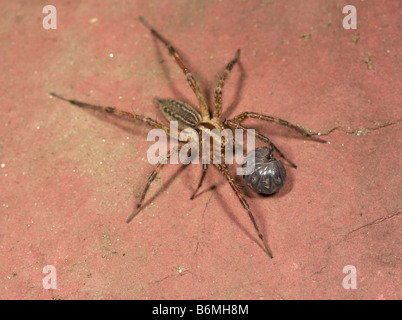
[51,17,326,258]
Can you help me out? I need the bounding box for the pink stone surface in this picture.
[0,1,400,299]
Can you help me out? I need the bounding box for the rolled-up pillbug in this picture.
[243,147,286,195]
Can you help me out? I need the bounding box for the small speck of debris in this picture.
[109,53,114,58]
[321,21,332,29]
[301,33,311,42]
[89,18,98,24]
[373,120,390,127]
[175,265,188,274]
[1,163,5,168]
[352,33,360,44]
[36,126,40,129]
[352,128,370,136]
[252,49,257,56]
[363,57,375,70]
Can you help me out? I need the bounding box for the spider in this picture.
[51,17,326,258]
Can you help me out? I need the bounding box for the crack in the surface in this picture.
[150,269,190,285]
[311,209,401,277]
[312,263,329,275]
[316,119,402,137]
[193,193,213,256]
[345,210,401,237]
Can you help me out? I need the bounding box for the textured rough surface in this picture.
[0,1,400,299]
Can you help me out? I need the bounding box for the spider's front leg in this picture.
[213,49,241,119]
[138,17,210,120]
[50,93,174,138]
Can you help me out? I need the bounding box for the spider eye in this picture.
[242,147,286,195]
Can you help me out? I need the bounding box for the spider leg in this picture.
[231,112,327,143]
[213,49,241,119]
[126,146,182,223]
[190,164,209,200]
[138,17,210,120]
[214,163,274,258]
[224,119,297,168]
[50,93,174,138]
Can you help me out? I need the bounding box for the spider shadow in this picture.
[227,165,295,255]
[130,147,212,220]
[130,162,220,220]
[212,178,273,256]
[174,164,269,255]
[190,184,219,200]
[128,163,189,220]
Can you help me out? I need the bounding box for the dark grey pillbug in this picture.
[242,147,286,195]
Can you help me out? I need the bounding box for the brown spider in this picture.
[51,17,326,258]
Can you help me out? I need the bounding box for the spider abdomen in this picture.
[243,147,286,195]
[154,98,201,129]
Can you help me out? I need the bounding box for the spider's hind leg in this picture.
[231,112,327,143]
[224,119,297,168]
[214,163,274,258]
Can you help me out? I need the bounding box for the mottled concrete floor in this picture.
[0,0,400,299]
